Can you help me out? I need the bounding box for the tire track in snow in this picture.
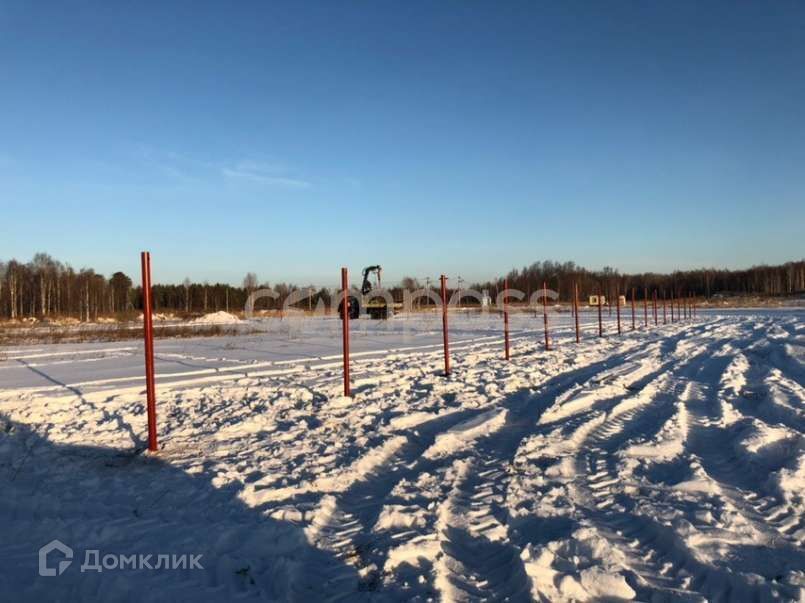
[686,350,805,550]
[428,323,719,601]
[302,407,497,597]
[429,391,579,602]
[573,324,799,600]
[427,341,692,598]
[686,321,805,549]
[427,334,707,602]
[713,340,805,546]
[686,379,805,549]
[290,318,748,600]
[434,457,532,602]
[300,331,683,599]
[721,349,805,435]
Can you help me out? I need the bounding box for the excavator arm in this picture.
[361,265,382,295]
[338,264,392,320]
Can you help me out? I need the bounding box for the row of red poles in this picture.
[340,271,698,396]
[140,256,701,449]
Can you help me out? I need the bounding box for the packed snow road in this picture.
[0,311,803,601]
[0,312,549,392]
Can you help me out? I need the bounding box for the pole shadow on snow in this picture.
[15,358,145,448]
[0,415,358,602]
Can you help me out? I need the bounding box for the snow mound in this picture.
[136,312,174,321]
[190,311,242,325]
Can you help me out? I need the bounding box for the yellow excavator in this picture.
[339,265,397,320]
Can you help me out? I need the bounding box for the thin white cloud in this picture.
[133,147,313,189]
[135,145,200,182]
[221,161,312,189]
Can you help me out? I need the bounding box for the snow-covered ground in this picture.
[1,310,803,601]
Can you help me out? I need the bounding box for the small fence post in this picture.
[542,280,550,350]
[653,290,658,326]
[140,251,158,452]
[670,291,675,322]
[631,287,636,330]
[341,267,351,396]
[440,275,450,375]
[643,287,649,327]
[663,290,667,324]
[573,281,580,343]
[503,277,510,360]
[616,286,622,334]
[597,288,603,337]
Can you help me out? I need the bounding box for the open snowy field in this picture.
[1,310,803,601]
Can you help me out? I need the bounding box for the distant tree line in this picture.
[0,253,132,321]
[472,259,805,302]
[1,253,803,321]
[0,253,327,321]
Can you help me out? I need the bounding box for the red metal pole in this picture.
[597,288,603,337]
[573,281,580,343]
[643,287,649,327]
[668,290,674,322]
[542,280,550,350]
[653,290,658,326]
[616,286,621,335]
[631,287,636,330]
[341,267,351,396]
[669,291,674,322]
[662,290,667,324]
[441,275,450,375]
[503,277,510,360]
[140,251,158,452]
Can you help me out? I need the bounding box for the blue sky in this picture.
[1,1,803,286]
